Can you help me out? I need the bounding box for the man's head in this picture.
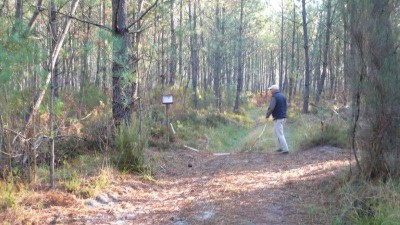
[268,84,279,93]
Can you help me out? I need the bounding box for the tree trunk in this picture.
[315,0,332,105]
[214,0,222,112]
[133,0,143,107]
[178,0,183,88]
[199,3,207,101]
[50,0,59,98]
[112,0,132,125]
[161,5,165,90]
[12,0,23,33]
[169,0,177,86]
[95,16,102,87]
[270,50,275,85]
[101,1,107,91]
[361,0,399,179]
[50,0,81,188]
[245,55,250,92]
[81,3,92,98]
[342,14,349,105]
[0,115,4,169]
[330,40,338,99]
[49,48,55,188]
[234,0,244,113]
[15,0,22,19]
[279,0,284,91]
[301,0,310,113]
[348,0,363,174]
[294,32,300,97]
[189,0,199,109]
[25,0,80,136]
[288,0,296,104]
[25,0,43,35]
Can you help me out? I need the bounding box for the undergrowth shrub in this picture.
[334,180,400,225]
[170,110,252,152]
[301,122,348,149]
[0,181,16,211]
[71,169,110,199]
[289,110,349,150]
[112,120,149,174]
[80,105,112,154]
[64,171,81,193]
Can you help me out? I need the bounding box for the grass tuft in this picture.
[64,171,81,193]
[112,120,150,174]
[333,180,400,225]
[0,181,17,211]
[172,110,253,152]
[288,111,349,151]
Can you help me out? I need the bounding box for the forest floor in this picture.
[7,143,350,225]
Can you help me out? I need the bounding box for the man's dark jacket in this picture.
[266,91,287,120]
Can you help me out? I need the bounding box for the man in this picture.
[265,84,289,154]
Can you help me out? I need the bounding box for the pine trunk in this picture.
[112,0,132,125]
[315,0,332,105]
[301,0,310,113]
[234,0,244,113]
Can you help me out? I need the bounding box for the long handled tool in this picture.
[247,123,268,152]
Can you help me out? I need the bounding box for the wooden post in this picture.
[166,104,170,142]
[162,94,174,143]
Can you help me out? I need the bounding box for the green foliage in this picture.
[63,169,110,199]
[38,154,105,182]
[207,122,250,152]
[224,85,237,110]
[54,98,66,117]
[93,169,110,190]
[121,70,137,85]
[64,171,81,193]
[172,110,252,152]
[334,180,400,225]
[55,0,68,5]
[36,156,112,198]
[112,120,149,174]
[98,29,113,45]
[288,111,349,150]
[0,21,45,85]
[75,84,107,113]
[0,181,16,211]
[343,0,400,179]
[1,88,29,119]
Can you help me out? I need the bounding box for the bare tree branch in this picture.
[128,22,153,34]
[57,10,113,32]
[25,0,44,35]
[127,0,159,30]
[35,0,158,34]
[24,0,81,135]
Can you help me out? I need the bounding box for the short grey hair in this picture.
[268,84,279,91]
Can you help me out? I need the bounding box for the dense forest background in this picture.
[0,0,400,223]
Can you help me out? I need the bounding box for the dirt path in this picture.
[18,145,349,225]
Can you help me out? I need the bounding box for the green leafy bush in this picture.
[112,120,149,173]
[64,172,81,193]
[0,181,17,211]
[288,112,349,150]
[334,180,400,225]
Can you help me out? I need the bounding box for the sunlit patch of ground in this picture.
[3,146,351,225]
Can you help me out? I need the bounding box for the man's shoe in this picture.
[276,149,283,152]
[281,151,289,154]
